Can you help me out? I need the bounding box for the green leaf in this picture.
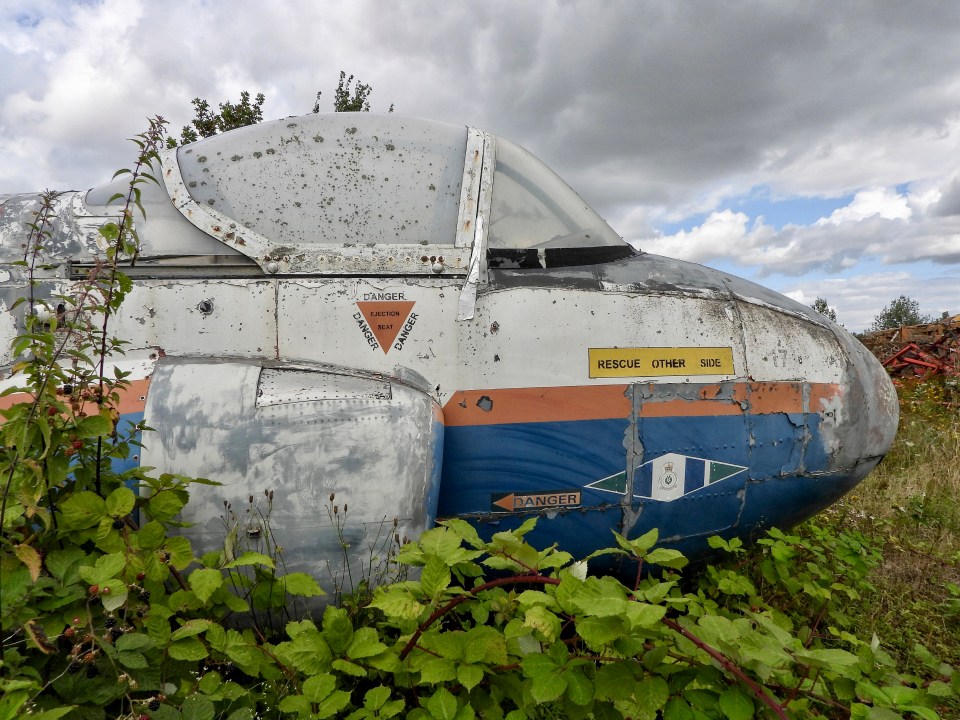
[521,653,559,677]
[74,412,113,438]
[171,619,215,641]
[369,586,423,620]
[188,568,223,603]
[164,535,194,569]
[332,658,366,677]
[663,698,695,720]
[283,572,324,597]
[322,606,354,654]
[618,676,670,718]
[577,615,624,647]
[204,623,225,650]
[79,552,126,585]
[180,695,215,720]
[314,690,352,719]
[168,636,208,661]
[642,580,676,604]
[426,688,459,720]
[362,686,391,711]
[419,657,457,684]
[464,626,507,665]
[926,680,953,698]
[115,633,156,652]
[42,707,87,720]
[615,528,659,555]
[441,518,484,548]
[118,650,148,669]
[718,687,754,720]
[897,707,940,720]
[347,627,387,659]
[105,486,136,517]
[136,520,166,550]
[225,710,254,720]
[595,662,636,700]
[795,647,860,669]
[278,696,309,717]
[570,576,629,616]
[146,491,185,521]
[530,672,568,703]
[44,546,87,583]
[457,664,484,691]
[625,601,667,628]
[523,605,561,642]
[645,547,689,569]
[13,708,75,720]
[221,629,259,674]
[59,491,106,530]
[563,669,594,706]
[696,615,741,645]
[274,627,332,676]
[418,527,464,562]
[420,556,451,599]
[303,674,336,703]
[223,551,275,569]
[101,580,128,612]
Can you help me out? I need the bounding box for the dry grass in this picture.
[847,378,960,556]
[826,377,960,668]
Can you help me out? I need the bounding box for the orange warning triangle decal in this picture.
[356,301,416,353]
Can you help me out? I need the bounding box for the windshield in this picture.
[487,138,624,249]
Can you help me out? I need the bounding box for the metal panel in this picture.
[109,280,277,358]
[140,358,443,601]
[276,277,463,398]
[457,131,494,320]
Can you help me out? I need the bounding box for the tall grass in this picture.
[824,377,960,669]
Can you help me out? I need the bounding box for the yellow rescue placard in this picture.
[589,347,734,378]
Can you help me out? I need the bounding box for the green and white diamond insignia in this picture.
[584,454,747,500]
[706,460,746,484]
[587,471,627,494]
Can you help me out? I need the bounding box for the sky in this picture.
[2,1,959,332]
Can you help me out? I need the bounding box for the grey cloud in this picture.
[932,177,960,217]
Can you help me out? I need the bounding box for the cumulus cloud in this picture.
[641,184,960,277]
[2,0,960,321]
[783,271,958,332]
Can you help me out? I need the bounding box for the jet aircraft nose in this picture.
[0,112,903,575]
[831,324,900,481]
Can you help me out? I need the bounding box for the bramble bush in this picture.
[1,121,958,720]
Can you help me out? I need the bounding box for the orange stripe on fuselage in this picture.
[0,378,151,416]
[442,382,841,427]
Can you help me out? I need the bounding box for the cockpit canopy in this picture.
[2,113,626,274]
[172,114,467,247]
[487,138,623,249]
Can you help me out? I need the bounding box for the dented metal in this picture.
[0,112,898,588]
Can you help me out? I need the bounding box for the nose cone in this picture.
[828,327,899,481]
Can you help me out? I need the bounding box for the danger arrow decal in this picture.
[491,491,582,513]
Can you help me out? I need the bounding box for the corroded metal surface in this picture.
[0,112,898,584]
[140,358,442,601]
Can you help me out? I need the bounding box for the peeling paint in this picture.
[0,111,899,576]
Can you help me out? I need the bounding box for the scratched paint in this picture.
[140,358,442,602]
[0,112,898,587]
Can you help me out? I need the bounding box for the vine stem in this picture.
[399,573,559,659]
[397,563,789,720]
[659,616,789,719]
[94,118,166,490]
